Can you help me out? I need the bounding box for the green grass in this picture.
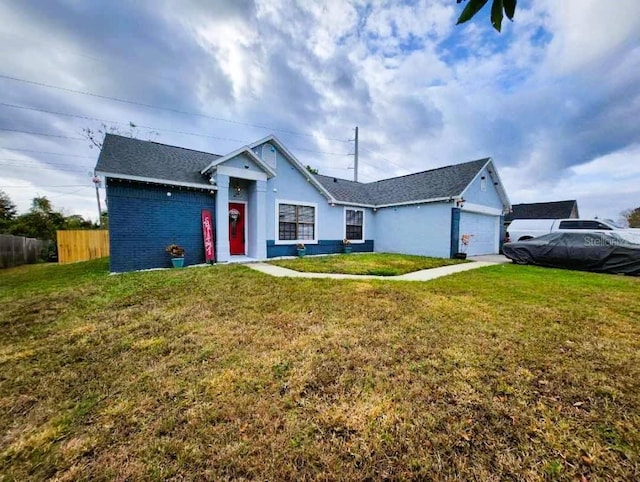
[269,252,467,276]
[1,258,639,480]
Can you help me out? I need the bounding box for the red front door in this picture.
[229,202,246,255]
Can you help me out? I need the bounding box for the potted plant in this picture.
[296,242,306,257]
[166,243,185,267]
[455,234,473,259]
[342,238,352,254]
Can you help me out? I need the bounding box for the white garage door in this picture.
[459,211,499,256]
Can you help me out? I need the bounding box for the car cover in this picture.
[502,232,640,275]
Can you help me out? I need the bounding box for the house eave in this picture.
[97,171,217,190]
[330,196,459,209]
[329,200,375,208]
[375,197,455,209]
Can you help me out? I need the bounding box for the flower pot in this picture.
[171,257,185,268]
[454,252,467,260]
[297,248,306,258]
[343,246,352,254]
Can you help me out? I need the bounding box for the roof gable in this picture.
[248,135,335,201]
[200,145,276,178]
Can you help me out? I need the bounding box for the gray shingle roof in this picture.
[505,200,578,222]
[314,175,375,204]
[96,135,493,206]
[96,134,221,186]
[315,158,490,206]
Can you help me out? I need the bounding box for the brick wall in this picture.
[106,179,216,272]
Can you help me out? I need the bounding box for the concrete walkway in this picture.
[247,255,509,282]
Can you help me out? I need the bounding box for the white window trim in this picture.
[343,207,365,243]
[274,199,318,245]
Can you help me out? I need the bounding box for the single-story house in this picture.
[95,134,511,272]
[504,200,579,228]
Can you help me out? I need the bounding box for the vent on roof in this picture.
[262,143,277,169]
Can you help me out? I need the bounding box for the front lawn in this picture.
[1,259,639,480]
[269,252,466,276]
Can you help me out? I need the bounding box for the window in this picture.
[345,208,364,241]
[559,220,613,230]
[481,176,487,192]
[558,220,581,229]
[596,222,612,230]
[278,203,315,241]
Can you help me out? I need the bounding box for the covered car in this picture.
[502,231,640,275]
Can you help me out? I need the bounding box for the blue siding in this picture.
[254,141,376,241]
[373,202,453,258]
[222,153,264,174]
[107,179,216,272]
[267,239,374,258]
[462,165,504,209]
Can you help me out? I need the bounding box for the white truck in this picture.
[507,218,637,242]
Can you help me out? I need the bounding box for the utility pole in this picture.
[92,173,102,226]
[354,126,359,182]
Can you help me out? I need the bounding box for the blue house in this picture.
[96,134,510,272]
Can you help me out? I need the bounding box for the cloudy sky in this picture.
[1,0,639,222]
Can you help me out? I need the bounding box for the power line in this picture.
[0,103,350,157]
[359,145,409,172]
[0,31,188,89]
[0,161,90,173]
[0,73,349,143]
[0,102,246,143]
[0,159,91,172]
[0,146,94,158]
[49,187,92,198]
[0,155,91,169]
[0,184,89,188]
[0,127,84,141]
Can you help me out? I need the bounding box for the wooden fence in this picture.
[0,234,50,269]
[57,230,109,264]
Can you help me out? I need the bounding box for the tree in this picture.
[31,196,53,214]
[9,196,65,241]
[456,0,517,32]
[305,165,319,175]
[621,207,640,228]
[0,189,17,233]
[0,189,17,215]
[64,214,95,230]
[99,210,109,229]
[82,121,159,150]
[0,190,17,221]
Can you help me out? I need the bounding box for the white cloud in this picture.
[542,0,640,75]
[0,0,639,225]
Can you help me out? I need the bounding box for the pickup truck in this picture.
[507,218,638,242]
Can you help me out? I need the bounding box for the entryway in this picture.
[229,202,246,255]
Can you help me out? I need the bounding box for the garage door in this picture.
[459,211,499,256]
